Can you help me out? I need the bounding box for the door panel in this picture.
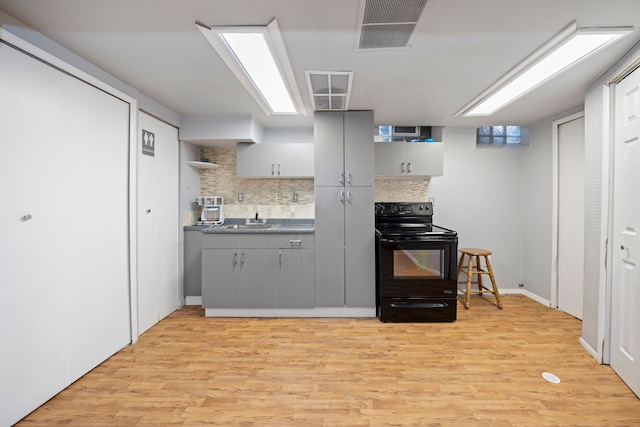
[0,42,73,427]
[313,112,344,186]
[314,186,346,306]
[611,66,640,398]
[344,111,374,186]
[345,186,375,307]
[137,112,180,334]
[557,116,585,320]
[0,41,131,426]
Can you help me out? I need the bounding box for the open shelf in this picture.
[187,161,220,169]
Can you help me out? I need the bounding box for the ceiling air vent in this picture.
[305,71,353,111]
[355,0,430,50]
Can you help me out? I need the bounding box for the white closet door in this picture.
[0,41,74,426]
[65,72,131,379]
[137,112,180,334]
[557,115,585,320]
[0,40,131,426]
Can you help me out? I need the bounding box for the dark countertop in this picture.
[185,218,314,234]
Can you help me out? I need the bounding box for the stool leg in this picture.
[457,254,469,309]
[474,255,483,296]
[484,255,503,309]
[464,255,473,309]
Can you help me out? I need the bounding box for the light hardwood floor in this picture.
[16,295,640,426]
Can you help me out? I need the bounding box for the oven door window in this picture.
[393,246,444,279]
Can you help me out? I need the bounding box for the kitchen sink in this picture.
[221,223,280,230]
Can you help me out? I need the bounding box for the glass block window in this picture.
[477,125,522,145]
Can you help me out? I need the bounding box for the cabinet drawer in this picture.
[202,233,315,249]
[274,234,314,249]
[202,234,240,249]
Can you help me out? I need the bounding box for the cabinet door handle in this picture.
[346,171,352,184]
[271,163,275,175]
[278,163,281,176]
[407,162,412,173]
[339,171,345,184]
[290,239,302,247]
[340,189,345,202]
[346,190,352,203]
[233,252,238,266]
[401,162,406,173]
[279,251,282,266]
[240,252,245,266]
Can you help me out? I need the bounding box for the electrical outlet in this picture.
[238,193,244,202]
[293,192,298,203]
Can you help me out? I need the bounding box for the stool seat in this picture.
[459,247,492,257]
[457,247,503,309]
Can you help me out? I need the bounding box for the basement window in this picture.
[477,126,526,146]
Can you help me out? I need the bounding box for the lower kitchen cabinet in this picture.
[202,248,240,308]
[238,249,278,308]
[202,233,314,309]
[203,247,277,308]
[278,248,315,308]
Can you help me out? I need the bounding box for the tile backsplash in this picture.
[195,147,429,221]
[374,178,430,202]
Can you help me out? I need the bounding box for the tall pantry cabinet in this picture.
[314,111,375,308]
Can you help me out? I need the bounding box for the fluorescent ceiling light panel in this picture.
[457,22,633,117]
[196,20,305,115]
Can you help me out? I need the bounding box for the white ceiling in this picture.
[1,0,640,130]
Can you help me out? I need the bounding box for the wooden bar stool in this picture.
[457,248,503,309]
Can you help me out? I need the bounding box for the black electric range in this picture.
[375,202,458,322]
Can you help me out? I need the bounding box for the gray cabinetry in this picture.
[202,233,314,309]
[314,111,375,308]
[278,237,315,308]
[238,249,278,308]
[183,230,202,297]
[202,248,238,307]
[344,187,375,306]
[374,141,443,177]
[237,143,314,177]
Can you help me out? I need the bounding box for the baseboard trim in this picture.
[204,307,376,318]
[500,288,524,295]
[521,289,551,307]
[579,337,599,361]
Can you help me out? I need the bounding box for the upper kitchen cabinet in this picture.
[375,141,444,177]
[314,111,374,187]
[236,143,314,178]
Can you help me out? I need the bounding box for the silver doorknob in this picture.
[21,214,32,221]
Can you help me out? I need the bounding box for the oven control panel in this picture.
[375,202,433,215]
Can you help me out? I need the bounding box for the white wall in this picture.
[264,127,314,144]
[428,128,523,291]
[522,107,584,302]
